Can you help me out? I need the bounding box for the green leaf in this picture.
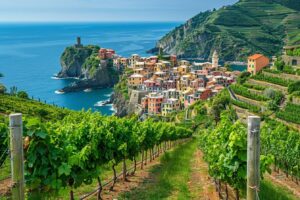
[36,131,47,139]
[58,163,71,176]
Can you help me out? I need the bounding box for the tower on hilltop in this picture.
[212,50,219,69]
[75,37,83,48]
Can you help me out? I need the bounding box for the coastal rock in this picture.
[111,90,129,117]
[57,45,119,92]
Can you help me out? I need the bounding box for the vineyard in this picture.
[1,88,300,199]
[229,84,269,101]
[276,103,300,124]
[252,73,294,87]
[0,94,72,120]
[230,99,261,113]
[242,83,266,91]
[0,109,192,199]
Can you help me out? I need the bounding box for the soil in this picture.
[0,178,11,197]
[86,153,162,200]
[266,170,300,199]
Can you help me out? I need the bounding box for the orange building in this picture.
[146,92,164,115]
[247,54,269,75]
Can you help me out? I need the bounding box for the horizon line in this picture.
[0,20,184,24]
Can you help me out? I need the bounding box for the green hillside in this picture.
[155,0,300,61]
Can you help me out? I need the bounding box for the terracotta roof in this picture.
[248,54,264,60]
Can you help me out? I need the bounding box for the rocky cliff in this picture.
[57,45,119,92]
[153,0,300,61]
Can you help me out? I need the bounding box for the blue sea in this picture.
[0,22,180,115]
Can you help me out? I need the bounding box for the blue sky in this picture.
[0,0,238,22]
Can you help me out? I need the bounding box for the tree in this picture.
[0,84,6,94]
[17,91,29,99]
[275,58,285,71]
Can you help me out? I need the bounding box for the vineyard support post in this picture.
[9,113,25,200]
[247,116,260,200]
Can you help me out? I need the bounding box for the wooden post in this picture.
[9,113,25,200]
[247,116,260,200]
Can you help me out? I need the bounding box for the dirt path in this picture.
[188,149,218,200]
[0,178,11,197]
[100,158,161,200]
[266,170,300,199]
[84,149,169,200]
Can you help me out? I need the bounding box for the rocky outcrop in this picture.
[57,45,99,78]
[112,90,129,117]
[57,45,119,92]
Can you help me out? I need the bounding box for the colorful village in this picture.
[96,44,281,117]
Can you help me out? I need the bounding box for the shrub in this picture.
[17,91,29,99]
[237,71,251,84]
[274,58,285,71]
[288,81,300,94]
[0,84,6,94]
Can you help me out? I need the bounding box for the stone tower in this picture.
[212,50,219,69]
[75,37,83,48]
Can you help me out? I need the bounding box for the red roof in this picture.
[248,54,264,60]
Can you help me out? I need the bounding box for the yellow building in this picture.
[247,54,270,75]
[178,65,190,75]
[128,73,146,87]
[162,98,180,116]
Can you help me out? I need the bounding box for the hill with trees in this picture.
[153,0,300,61]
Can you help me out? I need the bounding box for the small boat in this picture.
[55,90,65,94]
[94,99,111,107]
[94,101,105,107]
[84,88,92,92]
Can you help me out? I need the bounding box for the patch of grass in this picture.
[0,158,10,181]
[119,139,197,200]
[260,179,298,200]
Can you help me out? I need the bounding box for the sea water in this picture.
[0,22,180,115]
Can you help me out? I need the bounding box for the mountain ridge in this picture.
[154,0,300,61]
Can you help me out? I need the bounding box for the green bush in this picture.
[288,81,300,94]
[17,91,29,99]
[237,71,251,84]
[0,84,6,94]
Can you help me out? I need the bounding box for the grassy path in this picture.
[119,139,197,200]
[188,149,218,200]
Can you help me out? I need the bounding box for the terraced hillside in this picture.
[230,70,300,130]
[154,0,300,61]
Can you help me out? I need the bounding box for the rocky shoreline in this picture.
[58,79,115,93]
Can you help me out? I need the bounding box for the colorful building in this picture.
[247,54,270,75]
[99,48,115,59]
[143,92,164,115]
[162,98,180,116]
[128,74,146,87]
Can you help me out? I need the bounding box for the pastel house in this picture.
[247,54,269,75]
[128,74,146,87]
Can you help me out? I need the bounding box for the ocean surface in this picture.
[0,22,180,115]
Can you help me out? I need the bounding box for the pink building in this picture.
[99,48,116,59]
